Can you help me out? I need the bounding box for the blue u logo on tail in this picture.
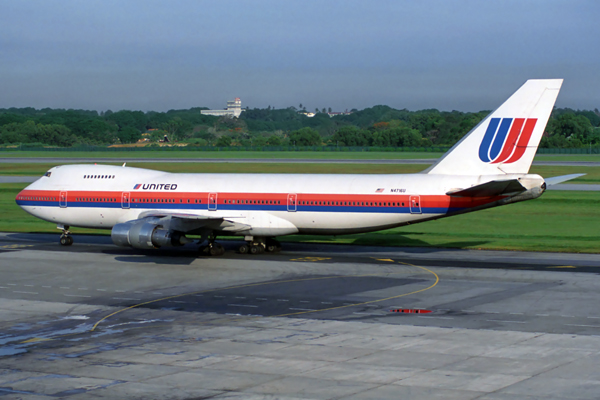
[478,118,537,164]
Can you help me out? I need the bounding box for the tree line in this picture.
[1,104,599,149]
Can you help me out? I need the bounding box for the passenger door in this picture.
[121,192,130,209]
[208,193,218,211]
[59,191,67,208]
[287,193,297,212]
[409,195,421,214]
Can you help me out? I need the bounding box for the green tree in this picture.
[267,135,281,146]
[547,113,594,142]
[289,127,322,146]
[331,126,370,146]
[117,127,142,144]
[216,135,232,147]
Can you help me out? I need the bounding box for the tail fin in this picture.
[426,79,563,175]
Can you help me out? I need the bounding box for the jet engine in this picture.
[111,218,190,249]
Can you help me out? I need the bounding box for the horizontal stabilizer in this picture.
[446,179,526,197]
[544,173,585,186]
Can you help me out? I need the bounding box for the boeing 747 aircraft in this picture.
[16,79,582,255]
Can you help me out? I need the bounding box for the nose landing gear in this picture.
[58,225,73,246]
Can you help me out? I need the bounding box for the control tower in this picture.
[201,98,243,118]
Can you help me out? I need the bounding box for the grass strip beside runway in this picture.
[2,182,599,253]
[1,150,599,162]
[0,162,599,184]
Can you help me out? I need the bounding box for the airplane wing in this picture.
[135,211,252,233]
[446,179,526,198]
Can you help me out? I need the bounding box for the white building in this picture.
[201,98,244,118]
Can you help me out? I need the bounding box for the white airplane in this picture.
[16,79,582,255]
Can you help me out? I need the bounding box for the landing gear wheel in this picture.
[60,236,73,246]
[58,225,73,246]
[249,245,262,255]
[238,244,249,254]
[265,239,281,253]
[205,242,224,256]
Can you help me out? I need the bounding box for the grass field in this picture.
[1,162,598,184]
[2,180,599,253]
[1,150,600,162]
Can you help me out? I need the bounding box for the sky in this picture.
[1,0,599,113]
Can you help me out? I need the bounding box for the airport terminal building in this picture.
[201,98,244,118]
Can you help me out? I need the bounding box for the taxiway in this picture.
[1,233,600,399]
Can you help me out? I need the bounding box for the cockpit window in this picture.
[44,171,52,177]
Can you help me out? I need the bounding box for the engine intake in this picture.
[111,218,189,249]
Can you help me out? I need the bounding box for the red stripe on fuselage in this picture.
[16,189,507,211]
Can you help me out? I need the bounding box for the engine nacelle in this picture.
[111,218,188,249]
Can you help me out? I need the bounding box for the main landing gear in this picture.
[198,235,282,257]
[238,238,281,255]
[198,235,225,256]
[58,225,73,246]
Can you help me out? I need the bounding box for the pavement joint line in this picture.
[565,324,600,328]
[486,320,527,323]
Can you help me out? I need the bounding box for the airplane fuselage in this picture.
[16,164,545,238]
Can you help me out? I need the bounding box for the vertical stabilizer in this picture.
[426,79,562,175]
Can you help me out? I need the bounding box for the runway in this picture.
[1,232,600,399]
[1,156,600,167]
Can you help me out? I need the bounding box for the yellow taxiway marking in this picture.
[372,258,395,262]
[0,244,34,249]
[289,257,332,262]
[21,337,52,343]
[547,266,576,269]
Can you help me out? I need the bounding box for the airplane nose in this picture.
[15,189,27,206]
